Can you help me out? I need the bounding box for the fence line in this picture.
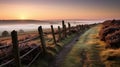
[0,46,41,67]
[0,45,10,49]
[0,21,94,67]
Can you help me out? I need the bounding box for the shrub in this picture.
[105,31,120,48]
[1,31,9,37]
[99,26,120,41]
[99,20,120,49]
[19,29,24,33]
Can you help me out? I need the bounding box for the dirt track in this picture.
[49,25,106,67]
[49,33,81,67]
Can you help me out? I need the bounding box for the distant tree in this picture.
[19,29,24,33]
[2,31,9,37]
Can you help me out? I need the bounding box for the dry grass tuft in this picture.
[100,49,120,61]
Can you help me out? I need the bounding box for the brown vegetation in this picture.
[0,32,39,64]
[99,20,120,67]
[99,20,120,48]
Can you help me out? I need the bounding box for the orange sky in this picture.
[0,0,120,20]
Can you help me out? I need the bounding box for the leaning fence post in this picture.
[11,30,21,67]
[38,26,47,55]
[51,25,57,45]
[58,26,61,41]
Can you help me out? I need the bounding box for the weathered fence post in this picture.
[62,20,65,38]
[62,20,65,30]
[51,25,57,45]
[62,20,67,38]
[68,22,71,33]
[58,26,61,41]
[38,26,47,55]
[11,30,21,67]
[64,25,67,37]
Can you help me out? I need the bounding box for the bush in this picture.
[99,26,120,41]
[105,31,120,48]
[19,29,24,33]
[99,20,120,49]
[1,31,9,37]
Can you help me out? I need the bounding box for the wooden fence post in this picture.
[11,30,21,67]
[51,25,57,45]
[58,26,61,41]
[38,26,47,55]
[64,25,67,37]
[62,20,66,38]
[62,20,65,30]
[68,22,71,33]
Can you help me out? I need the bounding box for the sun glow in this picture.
[20,16,26,20]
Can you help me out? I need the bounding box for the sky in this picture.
[0,0,120,20]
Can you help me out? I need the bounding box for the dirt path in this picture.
[49,33,82,67]
[49,25,105,67]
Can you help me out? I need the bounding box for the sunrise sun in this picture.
[20,16,26,20]
[19,14,28,20]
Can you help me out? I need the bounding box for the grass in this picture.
[100,49,120,67]
[0,31,39,45]
[30,33,76,67]
[98,20,120,67]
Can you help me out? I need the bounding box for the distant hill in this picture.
[0,20,60,25]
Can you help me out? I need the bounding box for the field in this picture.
[0,28,62,64]
[0,21,92,67]
[0,20,119,67]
